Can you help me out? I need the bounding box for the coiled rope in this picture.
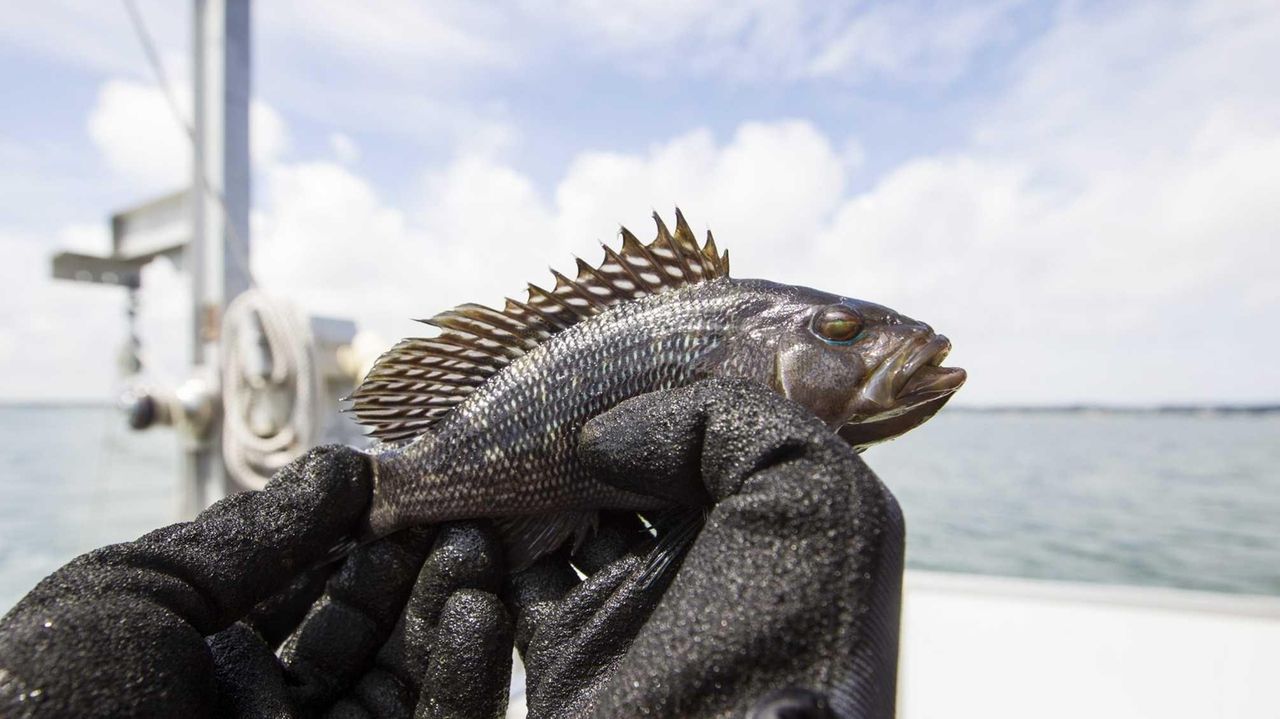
[221,290,321,492]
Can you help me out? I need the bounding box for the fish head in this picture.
[728,281,967,450]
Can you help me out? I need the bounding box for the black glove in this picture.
[508,378,904,718]
[0,446,513,718]
[1,379,905,718]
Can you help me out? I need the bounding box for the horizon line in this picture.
[3,399,1278,414]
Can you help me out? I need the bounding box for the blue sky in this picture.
[1,0,1277,405]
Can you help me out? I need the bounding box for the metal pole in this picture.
[192,0,207,363]
[221,0,252,305]
[184,0,251,516]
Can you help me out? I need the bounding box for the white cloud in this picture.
[0,231,125,401]
[87,79,288,194]
[806,0,1021,82]
[254,161,415,334]
[5,0,1278,408]
[544,0,1023,82]
[250,103,289,168]
[0,225,191,402]
[256,0,509,74]
[253,155,557,346]
[87,80,189,192]
[7,0,1021,91]
[329,132,360,165]
[552,122,846,281]
[247,121,846,353]
[808,0,1280,404]
[2,0,501,80]
[336,0,1271,405]
[0,0,186,77]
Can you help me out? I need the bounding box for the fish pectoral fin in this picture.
[497,510,599,570]
[636,508,705,590]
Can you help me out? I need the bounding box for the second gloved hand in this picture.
[508,378,906,719]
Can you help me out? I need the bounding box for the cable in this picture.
[120,0,257,289]
[121,0,190,137]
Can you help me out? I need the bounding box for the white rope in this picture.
[220,290,320,491]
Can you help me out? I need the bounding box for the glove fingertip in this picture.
[419,590,513,718]
[266,445,373,514]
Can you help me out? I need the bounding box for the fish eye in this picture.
[811,306,864,345]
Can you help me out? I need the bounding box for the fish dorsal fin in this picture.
[349,208,729,442]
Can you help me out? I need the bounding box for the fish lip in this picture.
[838,391,957,451]
[847,334,965,423]
[894,335,951,393]
[896,335,965,403]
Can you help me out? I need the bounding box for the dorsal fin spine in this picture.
[652,212,696,284]
[427,315,539,352]
[359,373,484,390]
[601,242,652,295]
[551,269,609,311]
[528,282,589,320]
[429,332,524,360]
[574,256,626,302]
[703,230,720,275]
[672,209,704,281]
[505,296,571,331]
[620,226,665,285]
[455,303,551,341]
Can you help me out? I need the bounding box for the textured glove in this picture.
[509,378,904,718]
[0,446,513,718]
[1,378,905,719]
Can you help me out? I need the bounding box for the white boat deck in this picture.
[506,571,1280,717]
[901,571,1280,718]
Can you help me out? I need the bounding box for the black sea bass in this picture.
[350,210,966,566]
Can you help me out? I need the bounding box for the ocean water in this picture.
[1,405,1278,613]
[872,410,1280,594]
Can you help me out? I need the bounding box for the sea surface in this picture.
[2,405,1278,613]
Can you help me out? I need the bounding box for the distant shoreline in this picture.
[0,401,118,410]
[949,405,1280,415]
[3,400,1278,415]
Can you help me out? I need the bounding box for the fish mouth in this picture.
[838,335,966,450]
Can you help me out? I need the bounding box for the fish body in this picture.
[351,212,965,565]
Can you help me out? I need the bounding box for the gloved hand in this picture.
[508,378,904,718]
[1,378,905,719]
[0,446,514,719]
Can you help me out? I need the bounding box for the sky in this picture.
[0,0,1276,405]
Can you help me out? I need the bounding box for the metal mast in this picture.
[186,0,253,514]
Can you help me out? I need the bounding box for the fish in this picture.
[349,210,966,567]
